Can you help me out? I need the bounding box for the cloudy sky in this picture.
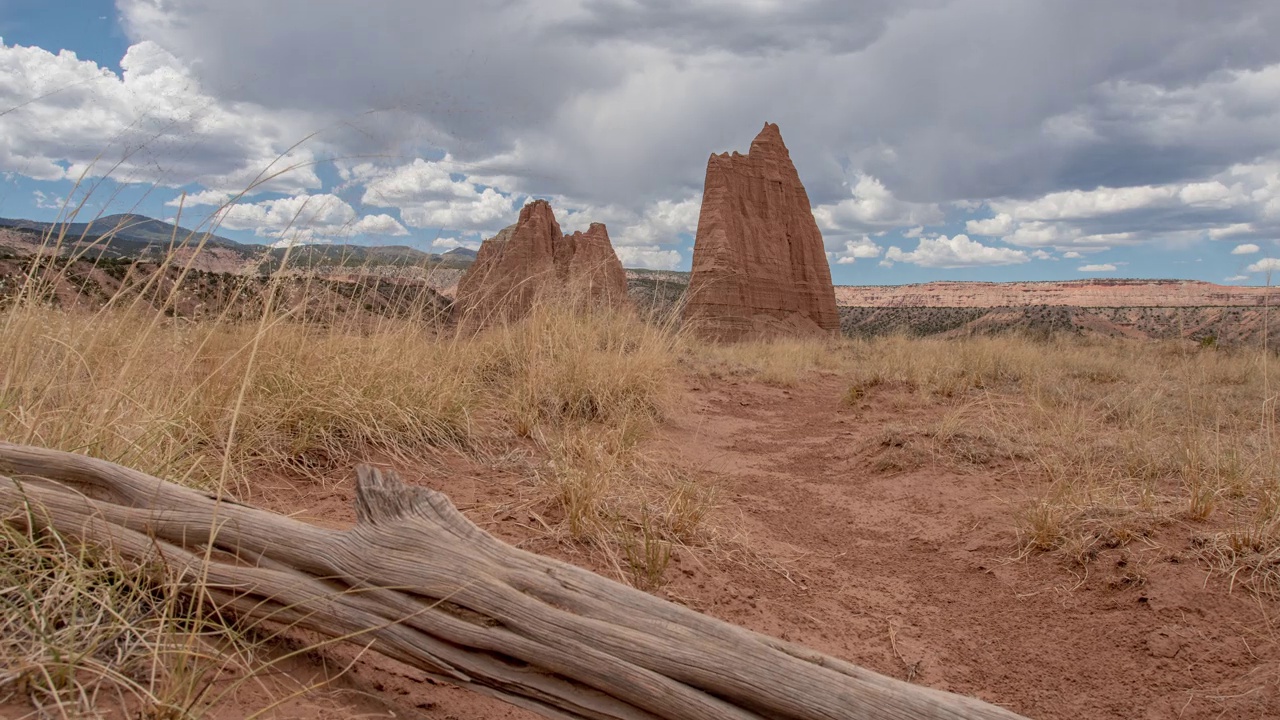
[2,0,1280,284]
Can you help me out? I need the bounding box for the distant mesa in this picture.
[682,122,840,341]
[454,200,628,323]
[0,214,478,275]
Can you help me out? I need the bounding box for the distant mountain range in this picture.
[0,214,477,271]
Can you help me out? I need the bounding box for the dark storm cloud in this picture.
[1073,207,1253,238]
[119,1,624,161]
[110,0,1280,234]
[561,0,911,55]
[817,0,1280,203]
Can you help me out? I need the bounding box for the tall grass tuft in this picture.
[0,215,699,715]
[836,333,1280,590]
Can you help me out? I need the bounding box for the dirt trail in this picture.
[653,373,1280,719]
[16,373,1276,720]
[196,373,1280,719]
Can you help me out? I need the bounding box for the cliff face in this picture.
[559,223,629,307]
[682,123,839,341]
[455,201,627,323]
[833,280,1280,308]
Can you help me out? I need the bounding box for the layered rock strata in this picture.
[683,122,839,340]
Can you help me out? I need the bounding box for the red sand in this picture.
[8,373,1277,719]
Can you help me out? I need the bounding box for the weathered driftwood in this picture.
[0,442,1030,720]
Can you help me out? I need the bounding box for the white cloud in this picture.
[813,174,943,234]
[360,158,479,205]
[1078,263,1117,272]
[401,189,516,233]
[560,195,701,249]
[1031,249,1053,260]
[213,192,406,240]
[351,213,409,237]
[1232,243,1262,255]
[1225,275,1250,282]
[615,245,681,270]
[1177,181,1242,207]
[1246,258,1280,273]
[994,185,1179,222]
[831,235,883,264]
[355,158,519,233]
[217,193,355,238]
[984,164,1280,252]
[0,40,320,193]
[1080,232,1136,245]
[1209,223,1255,240]
[167,189,233,208]
[613,196,701,246]
[1063,251,1083,258]
[999,222,1071,248]
[430,236,480,251]
[269,234,322,250]
[1000,222,1138,250]
[31,190,62,210]
[965,213,1013,236]
[884,234,1028,268]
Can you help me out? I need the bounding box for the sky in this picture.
[2,1,1280,285]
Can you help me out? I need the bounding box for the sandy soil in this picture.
[11,372,1276,719]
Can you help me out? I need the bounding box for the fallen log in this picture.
[0,442,1030,720]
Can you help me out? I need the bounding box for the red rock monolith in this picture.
[559,222,629,307]
[455,200,627,323]
[683,123,840,340]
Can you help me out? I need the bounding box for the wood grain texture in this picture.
[0,442,1029,720]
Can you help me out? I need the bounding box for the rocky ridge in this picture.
[454,200,627,323]
[834,279,1280,308]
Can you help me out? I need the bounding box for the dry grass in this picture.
[476,296,720,588]
[534,423,719,588]
[684,335,855,387]
[677,329,1280,597]
[0,237,701,714]
[0,304,474,495]
[0,514,268,719]
[469,293,676,438]
[8,197,1280,717]
[842,333,1280,592]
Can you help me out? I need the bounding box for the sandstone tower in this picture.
[682,123,839,340]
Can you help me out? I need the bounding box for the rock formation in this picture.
[683,122,840,340]
[833,279,1280,308]
[455,200,628,323]
[559,222,629,306]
